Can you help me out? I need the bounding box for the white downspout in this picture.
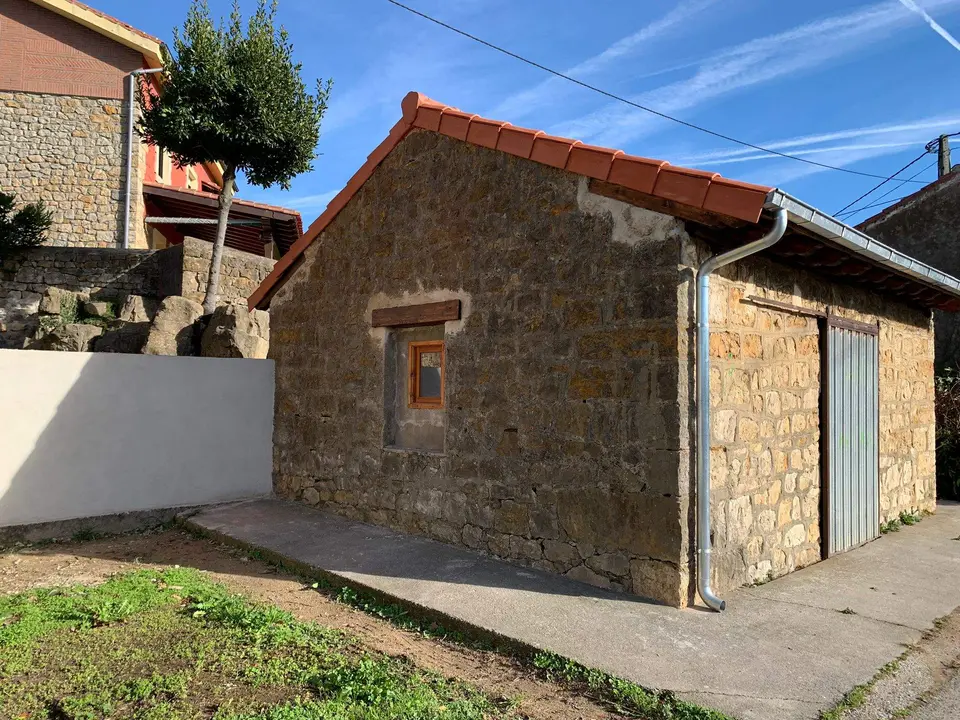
[122,68,163,249]
[696,208,788,612]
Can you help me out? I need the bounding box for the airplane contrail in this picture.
[898,0,960,51]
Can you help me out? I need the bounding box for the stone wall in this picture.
[268,130,689,605]
[0,247,160,347]
[679,243,936,595]
[0,237,272,348]
[0,90,143,249]
[169,237,275,305]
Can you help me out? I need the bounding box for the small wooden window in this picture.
[409,341,444,409]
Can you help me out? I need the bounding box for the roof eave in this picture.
[764,189,960,301]
[28,0,164,68]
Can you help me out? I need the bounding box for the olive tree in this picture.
[138,0,330,313]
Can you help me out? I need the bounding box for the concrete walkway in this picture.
[186,499,960,720]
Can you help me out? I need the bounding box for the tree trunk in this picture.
[201,165,237,315]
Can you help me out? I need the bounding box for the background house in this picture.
[251,92,959,607]
[0,0,299,256]
[859,170,960,372]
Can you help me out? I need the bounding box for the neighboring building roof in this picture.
[26,0,164,67]
[857,169,960,230]
[248,92,960,312]
[143,182,302,256]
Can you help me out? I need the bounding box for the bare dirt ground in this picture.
[843,607,960,720]
[0,528,622,720]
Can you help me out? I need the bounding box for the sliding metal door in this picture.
[823,316,880,557]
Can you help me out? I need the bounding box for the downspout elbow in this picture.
[696,208,788,612]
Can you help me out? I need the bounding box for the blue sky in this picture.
[100,0,960,226]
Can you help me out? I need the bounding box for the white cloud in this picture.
[897,0,960,51]
[672,115,960,166]
[487,0,717,120]
[547,0,960,149]
[258,189,339,212]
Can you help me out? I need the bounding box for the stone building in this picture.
[859,171,960,371]
[250,92,960,607]
[0,0,300,255]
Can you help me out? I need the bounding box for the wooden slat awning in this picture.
[143,182,302,256]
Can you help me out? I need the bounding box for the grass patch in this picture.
[880,510,927,534]
[186,530,734,720]
[1,568,515,719]
[818,659,902,720]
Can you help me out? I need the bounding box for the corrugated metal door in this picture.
[823,316,880,557]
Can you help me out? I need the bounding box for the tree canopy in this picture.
[137,0,331,313]
[138,0,331,190]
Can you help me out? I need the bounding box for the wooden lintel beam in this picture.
[372,300,461,328]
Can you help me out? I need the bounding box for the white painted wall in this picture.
[0,350,274,527]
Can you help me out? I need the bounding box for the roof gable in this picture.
[248,92,773,309]
[26,0,163,67]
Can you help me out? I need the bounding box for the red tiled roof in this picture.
[248,92,774,309]
[143,182,303,224]
[143,182,303,255]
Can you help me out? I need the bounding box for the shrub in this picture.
[935,369,960,500]
[0,190,52,263]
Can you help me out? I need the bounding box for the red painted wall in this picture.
[0,0,142,99]
[143,143,218,191]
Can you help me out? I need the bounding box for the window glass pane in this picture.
[419,351,442,399]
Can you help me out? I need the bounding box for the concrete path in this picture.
[186,499,960,720]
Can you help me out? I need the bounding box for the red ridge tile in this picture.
[567,145,622,180]
[530,135,580,169]
[250,91,781,310]
[703,178,770,223]
[438,110,478,141]
[608,155,669,194]
[653,166,719,207]
[497,127,544,159]
[466,118,510,149]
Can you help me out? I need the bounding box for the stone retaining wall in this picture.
[165,237,275,305]
[0,238,273,348]
[0,247,160,347]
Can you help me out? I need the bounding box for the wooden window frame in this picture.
[408,340,445,409]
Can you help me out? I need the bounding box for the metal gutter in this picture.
[764,190,960,298]
[696,208,789,612]
[122,67,163,249]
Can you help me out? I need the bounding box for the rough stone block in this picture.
[83,300,112,318]
[143,296,204,356]
[200,302,270,359]
[118,294,158,323]
[26,323,102,352]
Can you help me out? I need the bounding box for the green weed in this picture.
[0,568,513,720]
[531,651,729,720]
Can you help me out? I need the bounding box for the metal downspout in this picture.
[696,208,788,612]
[122,68,163,249]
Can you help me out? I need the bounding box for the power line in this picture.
[837,195,911,217]
[387,0,931,184]
[833,151,931,216]
[836,159,938,219]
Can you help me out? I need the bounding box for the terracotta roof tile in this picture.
[248,91,776,309]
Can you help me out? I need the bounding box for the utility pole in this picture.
[938,134,952,177]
